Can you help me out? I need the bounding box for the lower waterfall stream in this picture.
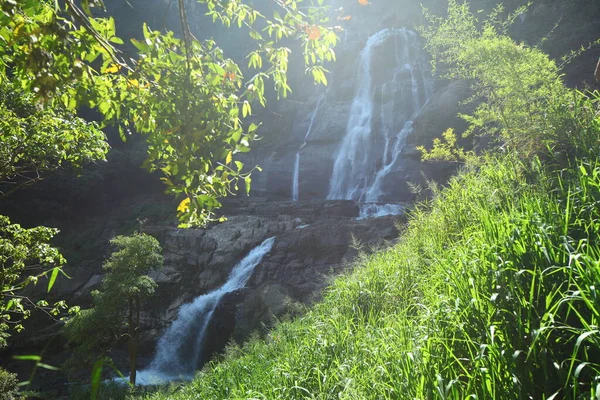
[131,237,276,385]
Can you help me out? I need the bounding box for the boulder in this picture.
[233,283,295,343]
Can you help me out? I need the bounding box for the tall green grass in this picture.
[127,93,600,399]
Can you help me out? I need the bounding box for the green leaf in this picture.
[245,176,252,195]
[248,123,259,134]
[130,38,150,52]
[37,362,59,371]
[90,359,104,400]
[242,101,251,118]
[13,355,41,361]
[47,267,59,292]
[109,36,124,45]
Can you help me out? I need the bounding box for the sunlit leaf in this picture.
[102,64,120,74]
[90,359,104,400]
[47,267,59,292]
[177,197,191,213]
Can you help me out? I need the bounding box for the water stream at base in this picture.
[130,237,276,385]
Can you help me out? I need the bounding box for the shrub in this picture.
[0,368,19,400]
[419,0,568,158]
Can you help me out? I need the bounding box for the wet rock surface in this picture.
[137,200,404,366]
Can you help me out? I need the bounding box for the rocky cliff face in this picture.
[136,200,402,369]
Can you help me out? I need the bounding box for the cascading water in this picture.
[326,28,432,217]
[292,95,325,201]
[133,237,276,385]
[326,29,396,201]
[364,120,414,203]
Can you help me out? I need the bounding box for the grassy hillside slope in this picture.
[133,148,599,399]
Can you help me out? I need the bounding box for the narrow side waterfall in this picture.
[327,28,432,211]
[135,237,276,385]
[364,120,414,203]
[292,95,325,201]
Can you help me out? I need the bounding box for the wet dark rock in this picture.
[134,200,404,367]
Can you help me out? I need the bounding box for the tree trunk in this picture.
[132,296,140,385]
[128,298,136,385]
[595,57,600,82]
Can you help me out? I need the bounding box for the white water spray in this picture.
[327,29,397,201]
[133,237,276,385]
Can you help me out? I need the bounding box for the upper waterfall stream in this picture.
[327,28,431,210]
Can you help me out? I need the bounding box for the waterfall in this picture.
[364,121,413,203]
[133,237,276,385]
[292,95,325,201]
[326,29,396,201]
[292,153,301,201]
[326,28,431,210]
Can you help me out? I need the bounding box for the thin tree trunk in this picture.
[595,57,600,82]
[132,296,140,386]
[128,298,136,385]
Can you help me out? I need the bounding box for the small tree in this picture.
[419,0,567,157]
[65,233,163,385]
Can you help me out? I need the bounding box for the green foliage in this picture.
[0,73,107,351]
[0,215,75,337]
[417,128,476,163]
[0,0,338,226]
[0,367,19,400]
[65,233,163,384]
[0,81,108,198]
[419,0,567,156]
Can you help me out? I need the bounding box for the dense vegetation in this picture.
[90,2,599,399]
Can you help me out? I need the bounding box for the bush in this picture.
[0,368,19,400]
[419,0,568,158]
